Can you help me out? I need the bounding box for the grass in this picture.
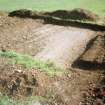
[0,0,105,16]
[0,51,65,76]
[0,95,15,105]
[0,94,46,105]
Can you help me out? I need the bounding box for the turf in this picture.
[0,0,105,16]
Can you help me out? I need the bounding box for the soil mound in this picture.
[46,8,99,21]
[9,8,99,21]
[69,8,99,21]
[9,9,33,17]
[0,60,51,97]
[45,10,70,19]
[9,9,43,18]
[72,35,105,69]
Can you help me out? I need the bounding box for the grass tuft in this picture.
[0,51,65,76]
[0,94,46,105]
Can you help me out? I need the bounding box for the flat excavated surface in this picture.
[35,25,96,68]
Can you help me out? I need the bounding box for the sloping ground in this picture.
[0,58,51,97]
[9,8,99,21]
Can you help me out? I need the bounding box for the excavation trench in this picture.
[0,12,105,105]
[72,35,105,70]
[0,15,98,69]
[34,25,97,69]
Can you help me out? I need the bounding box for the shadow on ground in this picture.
[72,35,105,70]
[72,60,105,70]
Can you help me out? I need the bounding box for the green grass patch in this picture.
[0,95,15,105]
[0,51,65,76]
[0,94,46,105]
[0,0,105,16]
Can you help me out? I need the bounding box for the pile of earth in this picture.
[0,58,52,98]
[9,9,32,17]
[9,9,43,19]
[45,8,99,21]
[9,8,99,21]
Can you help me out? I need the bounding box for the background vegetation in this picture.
[0,0,105,16]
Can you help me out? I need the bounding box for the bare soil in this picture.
[0,58,52,98]
[0,11,105,105]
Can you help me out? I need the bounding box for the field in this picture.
[0,0,105,16]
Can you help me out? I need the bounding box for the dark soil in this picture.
[9,9,43,18]
[45,8,99,21]
[9,9,32,17]
[9,8,99,21]
[82,73,105,105]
